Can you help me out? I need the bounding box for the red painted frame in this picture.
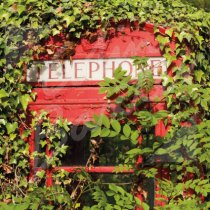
[28,22,174,208]
[28,22,174,87]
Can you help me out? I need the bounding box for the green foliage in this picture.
[87,50,210,208]
[83,184,142,210]
[0,0,209,209]
[182,0,210,12]
[0,186,72,210]
[86,59,172,207]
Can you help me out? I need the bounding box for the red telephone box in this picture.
[27,22,171,209]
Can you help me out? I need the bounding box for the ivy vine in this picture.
[0,0,209,209]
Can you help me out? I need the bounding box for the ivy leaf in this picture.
[109,131,118,137]
[40,140,47,148]
[141,202,150,210]
[0,12,10,21]
[195,34,204,47]
[126,148,141,155]
[85,121,96,128]
[6,122,18,134]
[0,89,8,98]
[80,15,90,21]
[156,35,170,46]
[165,28,173,38]
[52,28,60,36]
[109,184,118,192]
[20,94,32,111]
[101,128,110,137]
[175,32,184,43]
[185,33,193,43]
[21,130,31,139]
[106,190,115,196]
[194,70,204,83]
[123,124,131,137]
[131,131,139,142]
[154,110,169,120]
[111,119,121,133]
[93,114,102,126]
[196,52,205,64]
[164,53,176,67]
[17,5,25,15]
[0,119,6,125]
[99,80,109,87]
[156,148,167,155]
[102,115,110,128]
[201,99,208,111]
[91,127,101,137]
[74,203,81,209]
[120,135,128,140]
[63,16,75,27]
[17,203,30,209]
[36,170,45,179]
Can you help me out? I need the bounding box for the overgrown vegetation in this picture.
[0,0,209,209]
[182,0,210,11]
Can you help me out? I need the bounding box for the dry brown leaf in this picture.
[46,48,54,55]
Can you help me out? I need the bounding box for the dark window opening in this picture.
[34,125,47,168]
[59,126,135,166]
[34,123,156,209]
[96,137,135,166]
[138,176,155,209]
[60,125,91,166]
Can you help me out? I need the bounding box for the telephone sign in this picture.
[27,57,166,82]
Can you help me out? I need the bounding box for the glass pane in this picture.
[140,177,155,209]
[91,173,134,191]
[34,125,47,168]
[53,172,135,207]
[60,127,135,166]
[60,125,90,166]
[53,171,155,209]
[34,124,138,167]
[96,137,135,166]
